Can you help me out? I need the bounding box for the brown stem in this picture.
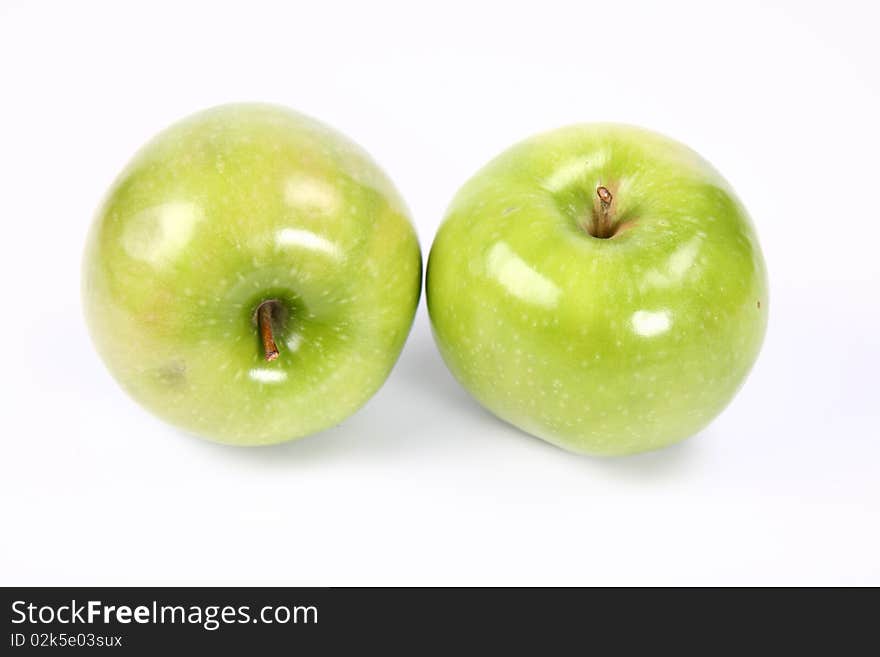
[258,302,279,362]
[595,186,614,238]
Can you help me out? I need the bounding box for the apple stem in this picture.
[595,186,614,238]
[258,302,280,362]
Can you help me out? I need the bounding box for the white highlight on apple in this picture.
[122,201,205,265]
[248,368,288,384]
[542,150,610,193]
[284,174,341,214]
[486,242,561,308]
[276,228,341,259]
[286,332,303,352]
[642,236,702,290]
[631,309,672,337]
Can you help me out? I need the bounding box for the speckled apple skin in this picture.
[83,104,421,445]
[427,124,767,456]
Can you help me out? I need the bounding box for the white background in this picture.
[1,0,878,586]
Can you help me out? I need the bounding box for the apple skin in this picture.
[83,104,421,445]
[427,124,767,456]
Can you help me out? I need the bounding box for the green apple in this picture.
[83,104,421,445]
[427,124,767,456]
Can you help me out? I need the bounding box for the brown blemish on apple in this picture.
[156,360,186,387]
[757,300,761,309]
